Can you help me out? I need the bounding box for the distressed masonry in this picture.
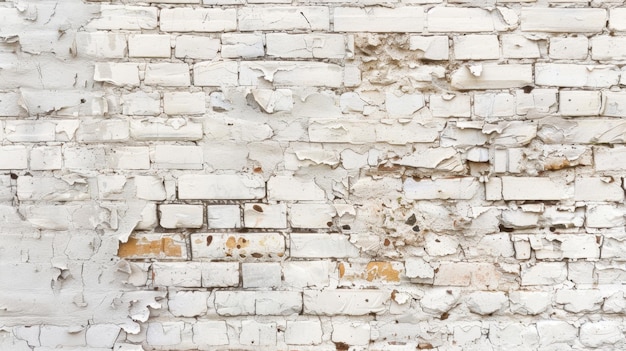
[1,0,626,350]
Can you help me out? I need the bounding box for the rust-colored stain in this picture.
[334,342,349,351]
[252,204,264,212]
[544,159,570,171]
[365,262,400,282]
[338,263,345,278]
[118,237,182,258]
[206,235,213,246]
[418,343,434,349]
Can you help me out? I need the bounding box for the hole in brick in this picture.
[252,204,263,212]
[342,225,351,230]
[251,253,263,258]
[384,238,391,246]
[412,225,420,232]
[405,214,417,226]
[10,173,17,180]
[326,221,333,227]
[440,312,449,320]
[498,224,514,233]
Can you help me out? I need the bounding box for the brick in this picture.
[334,7,424,32]
[201,262,239,287]
[239,7,329,31]
[303,290,388,315]
[215,291,301,315]
[521,8,606,32]
[19,89,108,117]
[75,32,127,58]
[168,291,210,317]
[501,176,571,200]
[193,321,229,346]
[575,177,624,201]
[429,93,471,117]
[146,322,183,346]
[242,262,281,288]
[134,176,166,201]
[39,326,85,347]
[409,35,449,60]
[466,291,508,315]
[159,204,204,229]
[331,322,370,346]
[451,64,533,90]
[434,262,501,289]
[266,33,347,59]
[549,36,588,60]
[474,92,515,117]
[175,36,220,59]
[163,92,205,115]
[385,92,425,117]
[509,291,551,315]
[603,91,626,117]
[160,8,237,32]
[609,8,626,31]
[17,176,89,202]
[152,262,202,287]
[530,234,600,259]
[128,34,171,58]
[240,61,343,87]
[539,117,626,144]
[580,322,624,348]
[521,262,567,286]
[118,233,186,259]
[556,289,603,313]
[87,5,158,30]
[221,33,265,58]
[559,90,601,116]
[107,146,150,169]
[404,177,480,200]
[453,35,499,60]
[5,120,56,142]
[30,146,62,170]
[0,146,28,169]
[122,92,161,116]
[586,204,625,228]
[501,34,540,58]
[240,321,277,346]
[535,64,620,88]
[289,203,336,228]
[290,233,360,258]
[207,205,241,228]
[191,233,285,260]
[267,175,325,201]
[144,63,190,87]
[243,203,287,228]
[77,118,129,142]
[193,61,238,86]
[282,261,332,289]
[428,7,495,32]
[178,174,265,199]
[594,146,626,171]
[285,320,323,345]
[130,118,203,141]
[153,145,203,169]
[86,325,121,348]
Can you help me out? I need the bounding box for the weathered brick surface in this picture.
[2,0,626,350]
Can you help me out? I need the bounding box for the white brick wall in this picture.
[4,0,626,350]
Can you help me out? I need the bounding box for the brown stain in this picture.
[225,236,250,256]
[544,158,570,171]
[418,343,434,349]
[338,263,345,278]
[118,237,182,258]
[334,342,350,351]
[365,262,400,282]
[252,204,264,212]
[206,235,213,246]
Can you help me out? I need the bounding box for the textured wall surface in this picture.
[1,0,626,349]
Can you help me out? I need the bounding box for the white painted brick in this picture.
[501,176,570,201]
[215,291,301,315]
[404,177,480,200]
[144,63,190,87]
[586,204,625,228]
[409,35,449,60]
[451,64,533,90]
[178,174,265,200]
[191,233,285,260]
[290,233,360,258]
[428,7,494,32]
[516,88,558,117]
[168,291,209,317]
[87,5,158,30]
[192,321,229,346]
[86,325,120,348]
[304,290,388,315]
[39,326,85,347]
[75,32,127,58]
[509,291,552,315]
[131,118,203,141]
[240,61,343,88]
[385,92,425,117]
[536,321,577,347]
[466,291,508,315]
[521,262,567,286]
[474,92,515,117]
[266,33,346,59]
[609,8,626,31]
[153,262,202,287]
[242,262,281,288]
[501,34,540,58]
[603,91,626,117]
[175,36,220,59]
[429,93,470,117]
[160,8,237,32]
[535,64,620,88]
[0,146,27,169]
[289,203,336,228]
[122,92,161,116]
[135,176,166,201]
[556,289,603,313]
[201,262,240,287]
[193,61,238,87]
[63,146,105,169]
[163,92,205,115]
[94,63,140,87]
[285,320,323,345]
[521,8,606,32]
[488,324,539,349]
[240,321,276,346]
[159,204,203,229]
[146,322,183,346]
[332,322,370,346]
[594,146,626,171]
[549,36,588,60]
[243,203,287,229]
[239,7,329,31]
[575,177,624,201]
[30,146,62,170]
[282,261,332,289]
[208,205,241,228]
[538,117,626,144]
[221,33,265,58]
[128,34,171,58]
[434,262,500,289]
[268,175,325,201]
[530,234,600,259]
[559,90,601,116]
[5,120,55,142]
[453,35,499,60]
[97,175,128,200]
[580,322,624,347]
[107,146,150,169]
[334,7,424,32]
[153,145,203,169]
